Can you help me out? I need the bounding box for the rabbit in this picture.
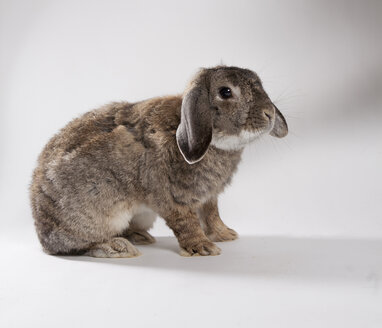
[29,65,288,258]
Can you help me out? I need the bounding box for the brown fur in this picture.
[30,66,288,257]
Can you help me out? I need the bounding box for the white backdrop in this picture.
[1,1,382,328]
[1,0,381,238]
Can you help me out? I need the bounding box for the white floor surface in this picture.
[1,230,381,328]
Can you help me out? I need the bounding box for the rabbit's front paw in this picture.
[180,239,221,257]
[207,226,238,242]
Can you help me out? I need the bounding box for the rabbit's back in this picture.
[30,102,142,253]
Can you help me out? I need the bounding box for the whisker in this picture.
[284,114,302,120]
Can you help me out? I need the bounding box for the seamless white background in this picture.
[1,1,381,327]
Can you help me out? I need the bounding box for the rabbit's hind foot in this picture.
[125,229,156,245]
[84,237,141,258]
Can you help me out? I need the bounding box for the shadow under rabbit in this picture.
[62,235,382,286]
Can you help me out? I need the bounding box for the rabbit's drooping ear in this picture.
[176,78,212,164]
[270,105,288,138]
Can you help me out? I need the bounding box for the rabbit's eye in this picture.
[219,87,232,99]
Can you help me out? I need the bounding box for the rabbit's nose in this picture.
[262,107,275,121]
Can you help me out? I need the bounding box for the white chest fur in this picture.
[211,129,264,151]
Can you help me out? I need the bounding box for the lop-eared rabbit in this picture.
[30,66,288,258]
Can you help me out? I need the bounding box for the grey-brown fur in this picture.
[30,66,288,257]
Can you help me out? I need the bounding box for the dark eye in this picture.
[219,87,232,99]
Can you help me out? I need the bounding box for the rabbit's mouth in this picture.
[210,128,267,151]
[253,103,289,139]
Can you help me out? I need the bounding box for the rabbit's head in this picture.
[176,66,288,164]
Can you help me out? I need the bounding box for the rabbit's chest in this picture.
[168,149,242,206]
